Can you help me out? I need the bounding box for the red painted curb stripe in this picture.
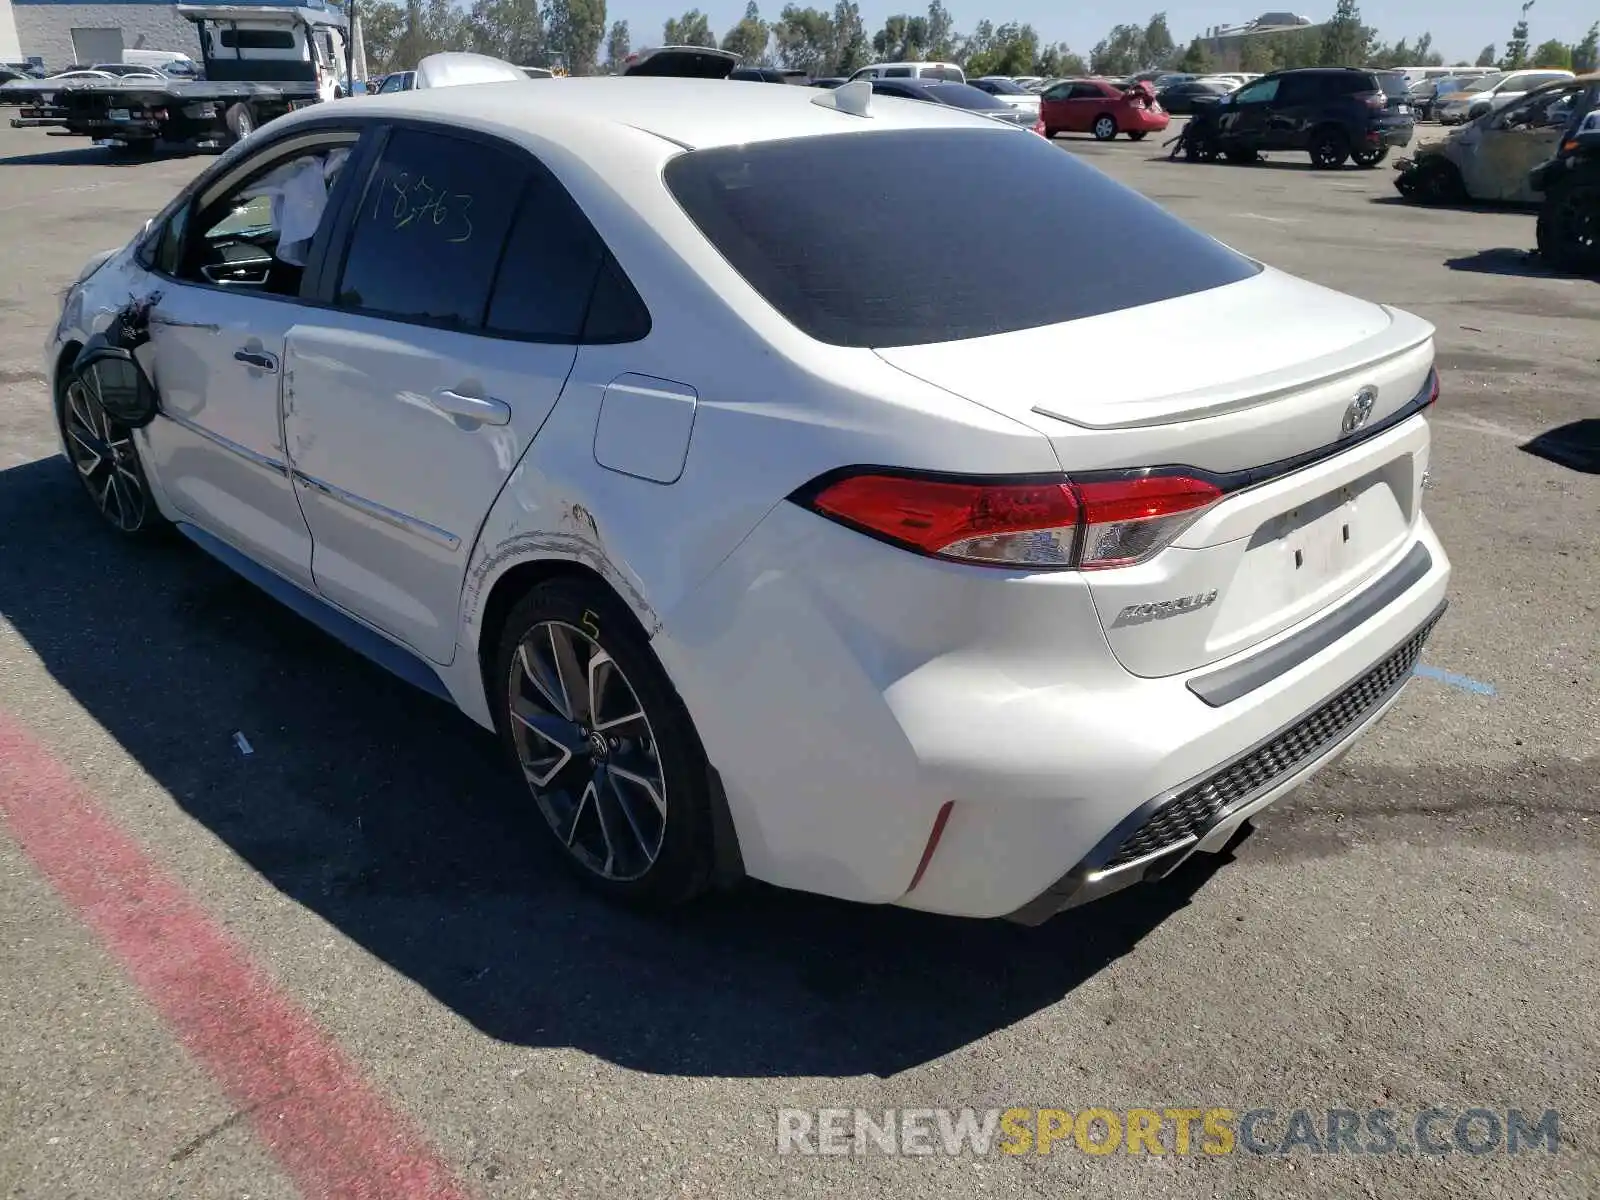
[0,713,472,1200]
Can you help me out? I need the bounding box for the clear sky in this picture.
[622,2,1598,66]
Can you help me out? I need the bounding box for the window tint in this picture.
[885,67,912,77]
[482,172,611,341]
[919,66,962,81]
[925,82,1009,110]
[1042,83,1070,100]
[1234,77,1279,103]
[155,204,190,274]
[337,127,527,329]
[220,28,296,49]
[664,128,1261,348]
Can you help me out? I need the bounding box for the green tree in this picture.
[359,0,406,69]
[1530,37,1569,68]
[1319,0,1374,67]
[1035,43,1086,77]
[1502,1,1533,70]
[1475,43,1497,66]
[925,0,955,59]
[1175,36,1211,74]
[721,1,770,61]
[1089,23,1145,76]
[831,0,868,73]
[466,0,547,64]
[543,0,605,73]
[1574,23,1599,73]
[604,17,629,66]
[1142,12,1175,69]
[1238,35,1278,72]
[664,9,716,47]
[772,4,834,73]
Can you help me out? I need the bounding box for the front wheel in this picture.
[492,579,719,907]
[1309,128,1350,169]
[58,372,161,536]
[1092,115,1118,141]
[1127,130,1148,141]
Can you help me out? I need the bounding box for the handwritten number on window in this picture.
[371,170,474,244]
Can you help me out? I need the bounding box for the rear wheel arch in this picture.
[476,556,746,894]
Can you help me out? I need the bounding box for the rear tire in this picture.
[224,102,254,146]
[1309,127,1350,169]
[1351,145,1389,168]
[1539,177,1600,273]
[491,578,718,908]
[1092,115,1118,140]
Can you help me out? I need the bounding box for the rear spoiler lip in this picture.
[1027,300,1432,431]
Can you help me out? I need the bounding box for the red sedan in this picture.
[1039,78,1171,141]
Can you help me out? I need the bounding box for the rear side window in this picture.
[664,128,1261,348]
[337,127,528,329]
[885,67,912,77]
[484,170,648,342]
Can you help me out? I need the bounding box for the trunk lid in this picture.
[874,268,1437,679]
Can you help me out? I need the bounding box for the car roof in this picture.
[327,76,1013,150]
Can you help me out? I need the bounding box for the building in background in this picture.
[7,0,333,71]
[1198,12,1323,70]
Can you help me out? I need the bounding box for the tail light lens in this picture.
[797,470,1221,570]
[1031,117,1047,137]
[1423,367,1440,408]
[1358,90,1386,110]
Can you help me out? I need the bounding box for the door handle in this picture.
[432,388,511,427]
[233,349,278,371]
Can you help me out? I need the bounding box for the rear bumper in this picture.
[1007,589,1446,924]
[656,488,1451,920]
[1126,108,1171,132]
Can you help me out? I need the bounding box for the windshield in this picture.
[981,78,1030,95]
[663,128,1261,348]
[925,82,1010,110]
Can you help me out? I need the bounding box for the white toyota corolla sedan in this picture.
[48,76,1450,923]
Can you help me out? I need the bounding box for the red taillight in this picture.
[798,470,1221,570]
[1074,475,1222,569]
[1031,117,1047,137]
[1359,90,1386,109]
[1424,368,1440,408]
[806,473,1082,567]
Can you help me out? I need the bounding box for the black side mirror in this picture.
[69,333,160,429]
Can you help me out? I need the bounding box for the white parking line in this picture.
[1237,212,1304,223]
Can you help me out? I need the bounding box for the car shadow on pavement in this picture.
[1521,419,1600,474]
[0,144,198,167]
[1367,194,1522,216]
[0,453,1230,1079]
[1445,247,1597,280]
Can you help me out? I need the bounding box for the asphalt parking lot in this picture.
[0,121,1596,1200]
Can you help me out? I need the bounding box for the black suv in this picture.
[1199,67,1415,168]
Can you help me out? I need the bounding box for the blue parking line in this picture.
[1413,664,1497,696]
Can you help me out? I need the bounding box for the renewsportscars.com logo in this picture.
[776,1107,1563,1157]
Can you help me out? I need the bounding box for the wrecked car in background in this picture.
[1394,74,1600,205]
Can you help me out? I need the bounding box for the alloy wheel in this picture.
[507,620,667,882]
[62,376,148,532]
[1552,185,1600,270]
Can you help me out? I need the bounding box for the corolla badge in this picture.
[1341,386,1378,436]
[1115,590,1219,625]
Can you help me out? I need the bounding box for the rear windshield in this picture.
[1377,71,1410,97]
[981,77,1030,94]
[663,128,1261,348]
[924,82,1010,110]
[919,66,963,81]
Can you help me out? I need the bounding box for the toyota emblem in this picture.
[1341,386,1377,436]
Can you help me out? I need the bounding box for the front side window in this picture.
[1234,77,1279,104]
[664,128,1261,348]
[172,137,355,295]
[335,127,527,328]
